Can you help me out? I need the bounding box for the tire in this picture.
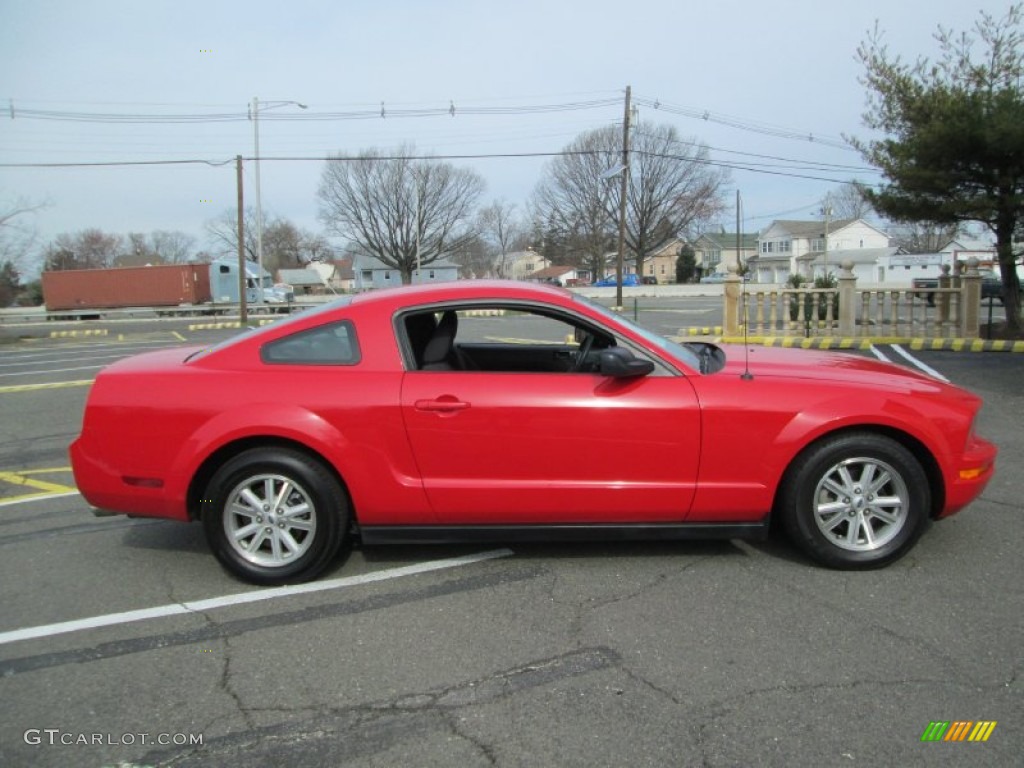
[202,447,348,585]
[779,433,930,569]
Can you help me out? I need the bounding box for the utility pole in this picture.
[615,85,631,308]
[236,155,248,325]
[735,189,741,276]
[822,192,832,279]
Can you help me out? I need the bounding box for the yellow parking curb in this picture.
[49,329,108,338]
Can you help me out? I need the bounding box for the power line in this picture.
[633,95,854,151]
[0,148,878,187]
[0,158,236,168]
[5,98,623,124]
[7,94,858,156]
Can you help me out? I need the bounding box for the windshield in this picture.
[573,294,703,372]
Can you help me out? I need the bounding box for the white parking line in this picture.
[869,344,890,362]
[0,549,514,646]
[891,344,950,382]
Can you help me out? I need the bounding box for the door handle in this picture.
[414,398,470,413]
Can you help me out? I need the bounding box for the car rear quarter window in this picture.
[261,321,360,365]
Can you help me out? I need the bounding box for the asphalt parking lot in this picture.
[0,307,1021,767]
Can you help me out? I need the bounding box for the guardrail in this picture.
[0,299,329,325]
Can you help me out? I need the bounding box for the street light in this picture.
[250,97,307,303]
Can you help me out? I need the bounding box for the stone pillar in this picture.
[938,263,952,324]
[960,257,981,339]
[838,260,856,337]
[724,264,741,336]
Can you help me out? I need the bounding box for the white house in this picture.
[525,265,588,285]
[751,219,891,283]
[940,237,996,268]
[353,255,460,290]
[505,249,551,281]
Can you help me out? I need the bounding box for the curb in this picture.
[187,319,277,331]
[679,326,724,336]
[49,329,108,339]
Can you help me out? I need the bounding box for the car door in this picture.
[400,365,702,525]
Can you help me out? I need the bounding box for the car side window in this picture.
[402,306,617,374]
[261,321,360,365]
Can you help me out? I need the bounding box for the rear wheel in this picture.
[202,447,348,585]
[779,433,931,569]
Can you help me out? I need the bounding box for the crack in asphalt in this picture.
[142,647,622,767]
[0,564,545,678]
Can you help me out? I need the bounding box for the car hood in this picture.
[716,344,948,393]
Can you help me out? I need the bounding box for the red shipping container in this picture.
[42,264,212,311]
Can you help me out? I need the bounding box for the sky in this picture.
[0,0,1013,272]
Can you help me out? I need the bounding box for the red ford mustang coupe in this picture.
[71,281,996,584]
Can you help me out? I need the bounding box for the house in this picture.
[940,237,996,269]
[885,251,946,284]
[635,239,687,284]
[277,268,329,295]
[797,247,907,284]
[304,258,355,292]
[505,249,551,281]
[693,232,758,277]
[353,255,460,290]
[750,219,891,283]
[524,265,588,286]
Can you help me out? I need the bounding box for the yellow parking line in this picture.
[0,470,77,495]
[172,331,186,341]
[0,379,94,394]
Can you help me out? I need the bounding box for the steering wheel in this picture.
[574,331,596,372]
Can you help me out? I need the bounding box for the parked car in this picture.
[912,269,1003,305]
[981,271,1004,302]
[641,276,658,285]
[700,273,726,283]
[72,280,996,585]
[592,274,641,287]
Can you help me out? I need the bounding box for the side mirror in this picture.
[599,347,655,378]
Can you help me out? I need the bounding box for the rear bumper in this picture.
[70,438,190,522]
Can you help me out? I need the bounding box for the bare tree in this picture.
[206,209,329,274]
[150,230,198,263]
[302,233,335,264]
[477,199,525,277]
[43,229,122,271]
[447,233,492,278]
[532,137,617,279]
[0,196,47,274]
[534,123,729,280]
[888,221,965,253]
[318,145,486,284]
[120,233,160,266]
[628,124,730,276]
[206,207,259,263]
[825,181,876,220]
[261,220,304,271]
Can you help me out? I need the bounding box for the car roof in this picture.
[348,279,572,308]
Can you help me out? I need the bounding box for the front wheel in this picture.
[779,433,931,569]
[202,447,348,585]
